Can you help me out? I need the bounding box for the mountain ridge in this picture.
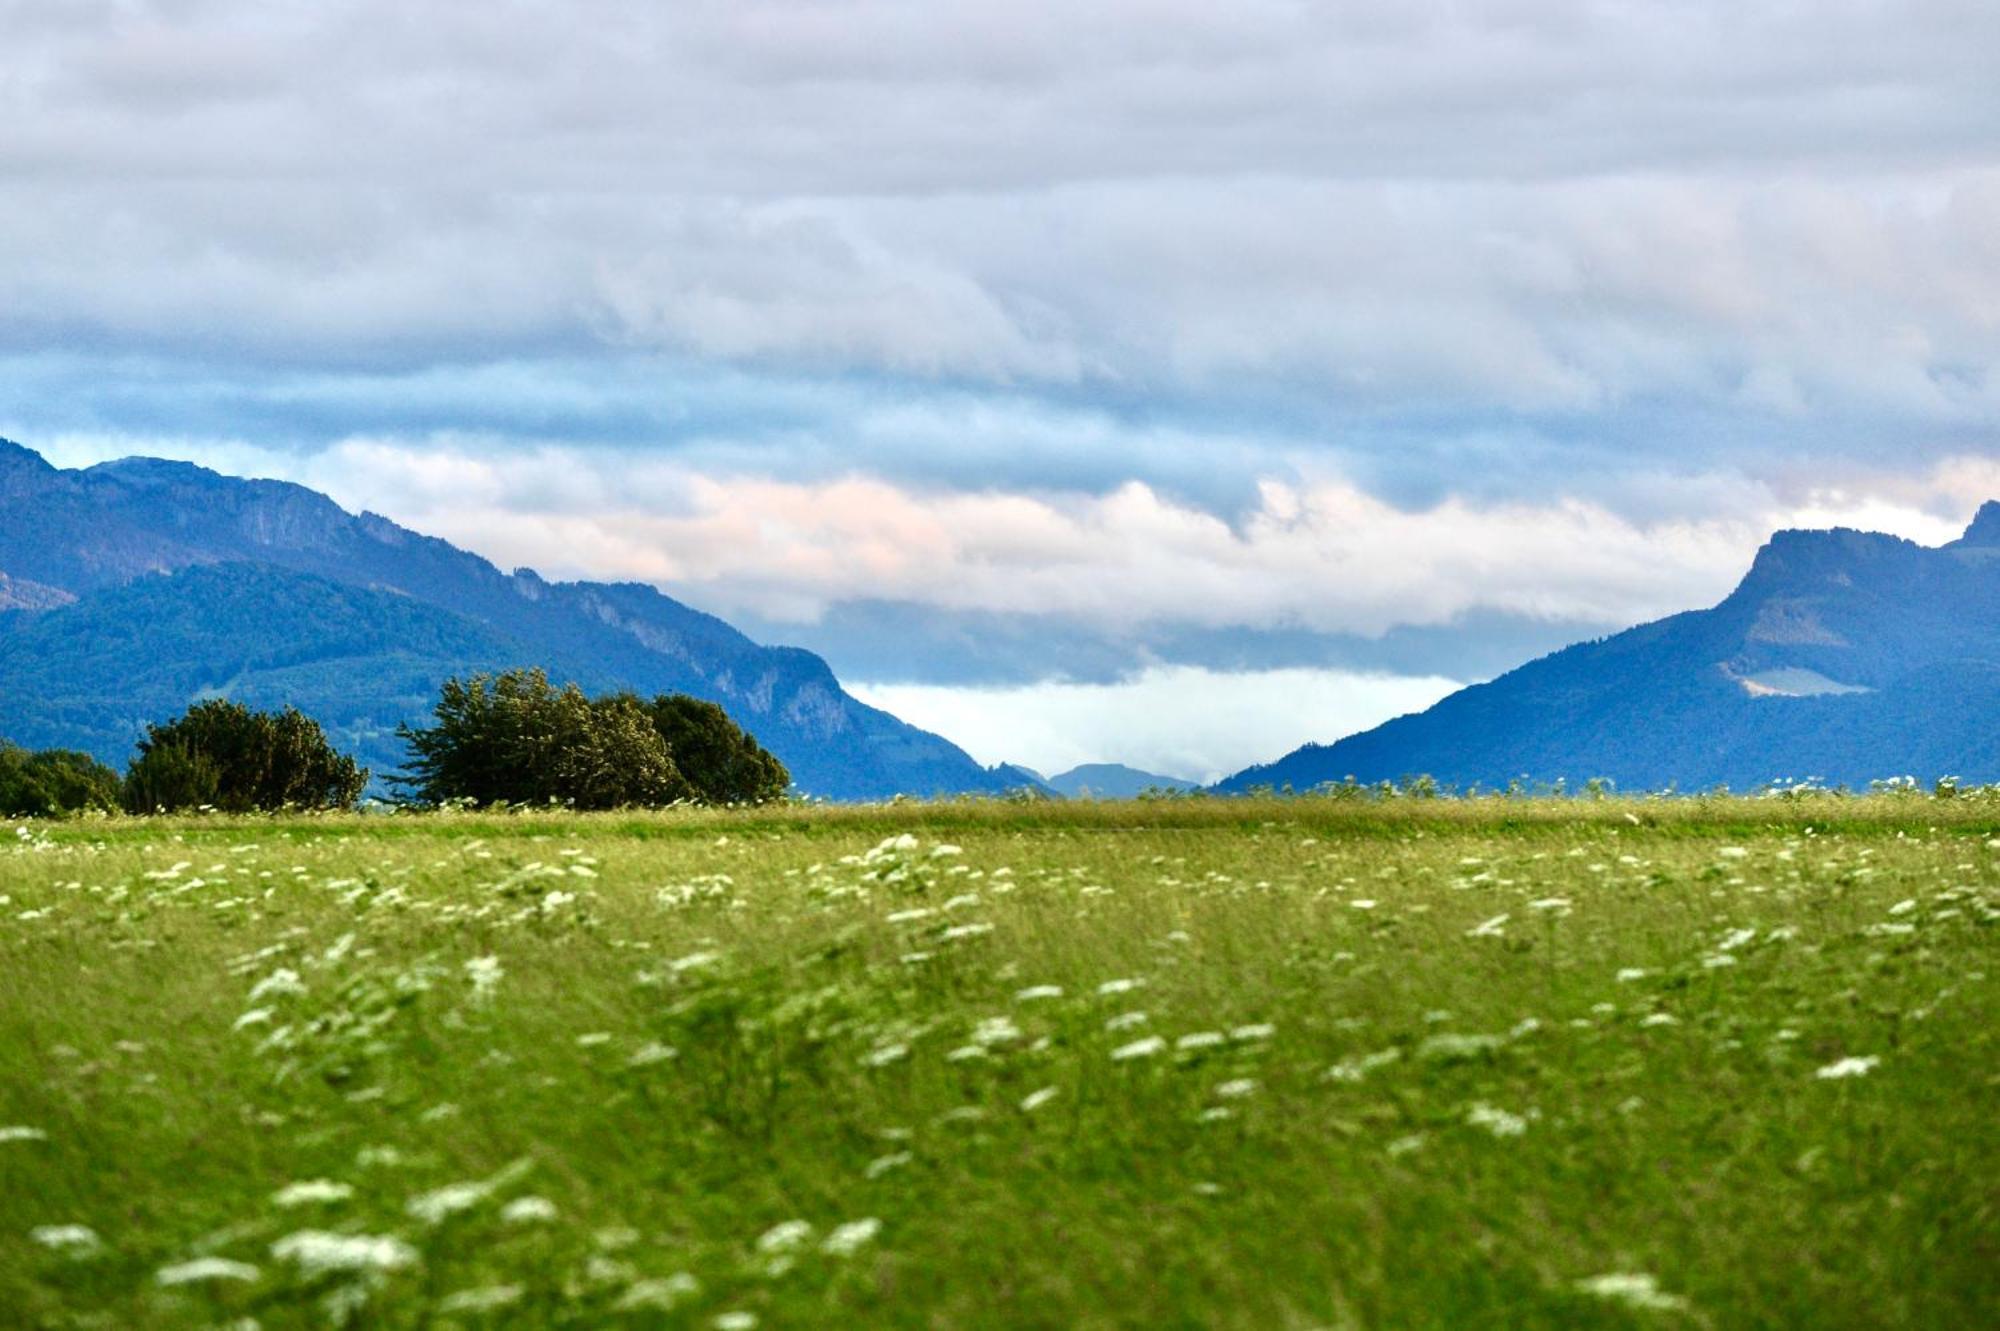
[0,439,1019,799]
[1216,506,2000,793]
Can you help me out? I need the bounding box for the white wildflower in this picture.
[1230,1023,1275,1041]
[1815,1055,1881,1080]
[272,1180,353,1208]
[233,1007,274,1031]
[1096,978,1144,996]
[669,950,721,973]
[1104,1010,1149,1031]
[31,1224,101,1253]
[501,1196,558,1224]
[1615,968,1649,983]
[438,1285,523,1313]
[463,955,503,998]
[940,922,993,941]
[821,1218,882,1256]
[1175,1031,1225,1052]
[756,1219,813,1254]
[864,1043,909,1068]
[1019,1086,1059,1113]
[971,1016,1021,1046]
[714,1312,759,1331]
[270,1230,417,1277]
[1887,898,1917,916]
[1387,1134,1426,1157]
[627,1041,677,1068]
[1214,1078,1259,1099]
[1466,913,1510,938]
[0,1126,48,1143]
[1325,1048,1402,1082]
[246,968,307,1002]
[884,908,933,924]
[1111,1035,1167,1061]
[616,1274,700,1311]
[156,1257,261,1285]
[1717,927,1758,951]
[1466,1102,1529,1137]
[929,844,964,858]
[1014,985,1064,1002]
[1716,846,1749,859]
[1639,1013,1678,1028]
[864,1151,913,1178]
[1527,897,1571,912]
[1418,1033,1503,1061]
[1575,1272,1687,1311]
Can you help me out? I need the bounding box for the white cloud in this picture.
[33,432,1994,644]
[849,665,1465,784]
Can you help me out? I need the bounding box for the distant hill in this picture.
[1047,763,1198,798]
[0,438,1017,800]
[1217,505,2000,793]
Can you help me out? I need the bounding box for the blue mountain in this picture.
[1218,507,2000,793]
[0,438,1022,799]
[1046,763,1197,798]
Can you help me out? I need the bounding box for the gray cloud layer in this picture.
[5,1,1999,703]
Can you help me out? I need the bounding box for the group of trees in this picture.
[0,668,789,817]
[397,669,789,808]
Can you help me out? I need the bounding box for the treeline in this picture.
[0,668,788,817]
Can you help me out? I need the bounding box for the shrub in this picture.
[123,701,368,813]
[0,743,124,817]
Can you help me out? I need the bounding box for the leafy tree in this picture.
[0,743,123,817]
[123,701,368,813]
[396,669,691,809]
[643,694,790,804]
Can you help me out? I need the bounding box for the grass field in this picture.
[1,795,1995,1328]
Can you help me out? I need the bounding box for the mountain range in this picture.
[0,439,1024,800]
[1217,504,2000,793]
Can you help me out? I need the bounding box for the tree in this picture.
[643,694,790,804]
[0,744,123,817]
[396,669,691,809]
[123,701,368,813]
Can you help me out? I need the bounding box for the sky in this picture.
[6,1,2000,780]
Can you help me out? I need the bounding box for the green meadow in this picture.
[1,796,1994,1328]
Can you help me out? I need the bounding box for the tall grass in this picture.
[2,795,1994,1326]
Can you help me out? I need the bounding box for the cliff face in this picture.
[0,439,1012,799]
[1219,508,2000,793]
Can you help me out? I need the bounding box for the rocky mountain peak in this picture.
[1953,500,2000,548]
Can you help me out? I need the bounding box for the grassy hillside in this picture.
[2,796,1994,1327]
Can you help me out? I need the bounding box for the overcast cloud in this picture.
[5,1,1998,771]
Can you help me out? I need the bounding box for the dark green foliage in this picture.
[397,669,694,809]
[642,694,790,804]
[123,700,368,813]
[0,743,122,816]
[397,670,789,808]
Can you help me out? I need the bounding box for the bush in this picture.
[396,669,789,808]
[123,701,368,813]
[0,743,124,817]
